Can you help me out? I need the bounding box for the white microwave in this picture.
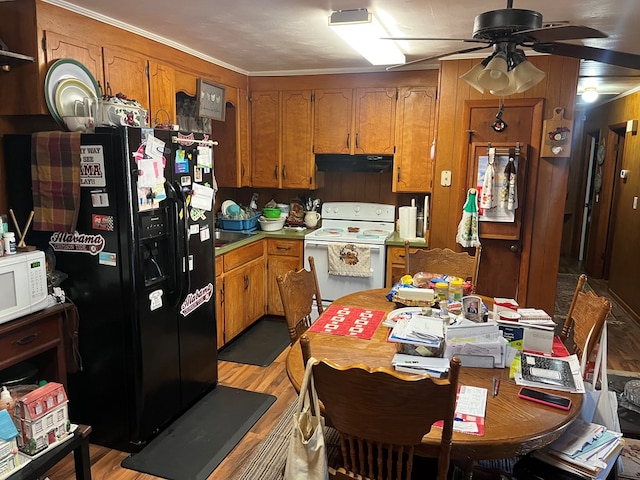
[0,250,50,326]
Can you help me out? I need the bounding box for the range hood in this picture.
[315,154,393,173]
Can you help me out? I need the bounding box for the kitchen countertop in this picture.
[214,227,310,255]
[214,229,428,255]
[385,231,429,247]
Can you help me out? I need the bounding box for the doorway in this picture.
[582,126,625,279]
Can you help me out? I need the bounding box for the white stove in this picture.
[304,202,396,308]
[305,202,396,245]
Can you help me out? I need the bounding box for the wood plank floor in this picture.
[39,262,640,479]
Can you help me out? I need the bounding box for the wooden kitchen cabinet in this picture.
[251,90,319,189]
[215,256,224,349]
[0,304,76,390]
[385,246,407,288]
[251,90,280,187]
[280,90,316,189]
[220,241,266,342]
[314,87,397,155]
[393,86,437,193]
[214,87,251,188]
[44,31,105,90]
[266,238,303,315]
[148,60,176,125]
[103,46,150,110]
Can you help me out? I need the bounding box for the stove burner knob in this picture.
[376,208,382,215]
[354,205,361,213]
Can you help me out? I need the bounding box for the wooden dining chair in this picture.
[310,355,461,480]
[404,242,482,284]
[276,256,324,345]
[560,274,612,362]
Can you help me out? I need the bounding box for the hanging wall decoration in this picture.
[541,107,572,157]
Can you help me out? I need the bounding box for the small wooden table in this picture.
[286,288,582,462]
[7,424,92,480]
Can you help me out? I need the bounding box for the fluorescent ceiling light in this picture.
[329,9,405,66]
[581,87,599,103]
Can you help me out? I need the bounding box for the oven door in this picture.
[304,240,386,305]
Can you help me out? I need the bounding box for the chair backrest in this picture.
[560,274,611,361]
[311,356,461,480]
[404,242,481,284]
[276,256,324,345]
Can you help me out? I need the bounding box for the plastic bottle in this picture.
[0,386,14,412]
[3,232,16,255]
[449,279,464,301]
[435,282,449,302]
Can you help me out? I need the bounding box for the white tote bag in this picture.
[283,358,329,480]
[580,322,621,433]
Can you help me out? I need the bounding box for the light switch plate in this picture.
[441,170,452,187]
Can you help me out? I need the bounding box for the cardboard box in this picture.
[497,320,554,355]
[13,383,70,456]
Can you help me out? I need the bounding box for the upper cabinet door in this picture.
[44,31,105,90]
[313,89,352,154]
[281,90,315,189]
[103,47,150,110]
[148,61,176,125]
[393,86,437,192]
[353,87,397,155]
[250,90,280,188]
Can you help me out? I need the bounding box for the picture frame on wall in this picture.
[196,79,226,121]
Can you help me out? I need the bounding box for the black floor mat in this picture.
[218,317,290,366]
[121,386,276,480]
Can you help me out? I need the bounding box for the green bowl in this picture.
[263,208,281,218]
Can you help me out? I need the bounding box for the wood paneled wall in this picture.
[581,91,640,321]
[434,56,580,313]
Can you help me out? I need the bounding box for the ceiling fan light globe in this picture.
[477,54,509,91]
[490,72,518,96]
[582,87,599,102]
[511,60,546,93]
[460,63,487,93]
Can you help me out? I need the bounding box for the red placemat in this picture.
[308,304,386,340]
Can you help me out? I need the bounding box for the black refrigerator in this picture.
[3,126,218,452]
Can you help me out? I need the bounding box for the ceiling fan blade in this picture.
[386,44,491,71]
[518,25,607,43]
[382,37,489,44]
[533,43,640,70]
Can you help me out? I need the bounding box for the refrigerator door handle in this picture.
[166,181,190,306]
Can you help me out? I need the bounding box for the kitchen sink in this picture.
[214,230,257,248]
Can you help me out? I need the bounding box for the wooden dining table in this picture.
[285,288,583,463]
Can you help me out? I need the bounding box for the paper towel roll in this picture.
[399,206,417,239]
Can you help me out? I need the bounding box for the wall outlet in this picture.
[440,170,452,187]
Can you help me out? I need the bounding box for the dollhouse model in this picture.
[13,382,70,455]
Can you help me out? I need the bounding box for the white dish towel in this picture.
[327,243,371,277]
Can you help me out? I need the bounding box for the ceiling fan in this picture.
[385,0,640,72]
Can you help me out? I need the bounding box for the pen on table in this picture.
[492,377,500,397]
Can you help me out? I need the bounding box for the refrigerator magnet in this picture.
[149,289,163,311]
[190,208,206,221]
[180,175,192,186]
[92,214,114,231]
[200,225,210,242]
[175,149,189,173]
[98,252,117,267]
[194,168,203,182]
[90,190,109,207]
[189,224,200,236]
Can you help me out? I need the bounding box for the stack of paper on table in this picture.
[391,353,449,377]
[444,320,509,368]
[433,385,487,436]
[388,315,444,348]
[531,419,624,479]
[517,308,556,327]
[516,352,585,393]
